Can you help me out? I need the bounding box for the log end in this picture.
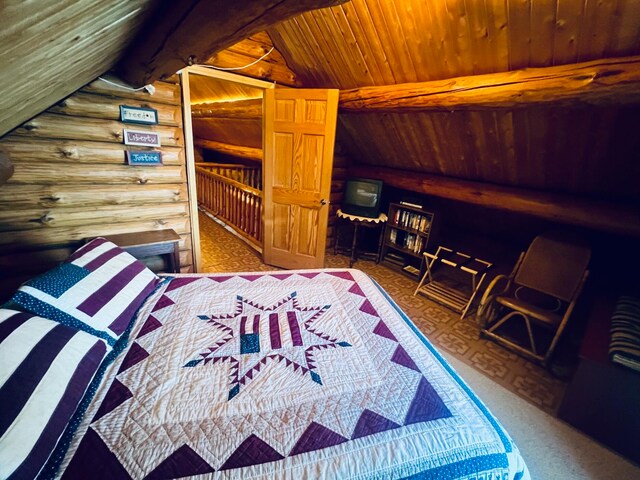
[0,149,15,185]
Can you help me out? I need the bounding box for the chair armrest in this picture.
[477,274,512,326]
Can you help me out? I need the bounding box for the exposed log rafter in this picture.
[118,0,350,87]
[0,150,14,186]
[339,56,640,112]
[195,139,262,163]
[191,99,262,120]
[205,35,302,87]
[350,165,640,238]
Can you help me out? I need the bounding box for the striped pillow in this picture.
[0,309,109,479]
[609,295,640,372]
[11,237,161,346]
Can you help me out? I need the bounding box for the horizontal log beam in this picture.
[349,165,640,237]
[12,113,183,146]
[49,92,183,126]
[0,184,188,209]
[118,0,349,86]
[0,137,183,165]
[339,56,640,113]
[7,163,185,186]
[195,139,262,163]
[0,203,189,232]
[82,78,181,105]
[191,99,262,120]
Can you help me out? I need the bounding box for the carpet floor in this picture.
[198,211,567,415]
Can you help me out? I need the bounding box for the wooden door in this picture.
[263,88,339,269]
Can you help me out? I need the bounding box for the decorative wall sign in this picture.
[120,105,158,125]
[123,129,161,147]
[126,150,163,166]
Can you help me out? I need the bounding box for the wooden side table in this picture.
[101,229,181,273]
[334,210,387,267]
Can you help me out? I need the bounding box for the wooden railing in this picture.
[195,163,261,190]
[196,166,262,248]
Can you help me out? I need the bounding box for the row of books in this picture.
[388,230,426,254]
[392,209,431,233]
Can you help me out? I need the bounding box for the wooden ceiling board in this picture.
[0,0,155,137]
[188,74,264,105]
[344,2,394,84]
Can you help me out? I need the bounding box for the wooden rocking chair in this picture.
[477,232,591,367]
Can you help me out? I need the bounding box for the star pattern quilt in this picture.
[54,269,529,479]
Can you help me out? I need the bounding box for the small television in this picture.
[341,178,384,218]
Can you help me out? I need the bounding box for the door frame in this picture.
[179,66,275,272]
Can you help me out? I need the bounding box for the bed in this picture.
[0,238,529,479]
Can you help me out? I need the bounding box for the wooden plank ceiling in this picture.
[269,0,640,87]
[2,0,639,209]
[0,0,156,137]
[262,0,640,202]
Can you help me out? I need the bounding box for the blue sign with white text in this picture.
[126,150,163,166]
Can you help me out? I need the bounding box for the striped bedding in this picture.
[0,310,109,479]
[609,295,640,372]
[48,269,529,479]
[10,237,161,346]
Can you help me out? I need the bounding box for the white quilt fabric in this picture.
[56,269,529,479]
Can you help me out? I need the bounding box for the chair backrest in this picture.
[514,232,591,302]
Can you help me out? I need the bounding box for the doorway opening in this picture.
[180,67,274,271]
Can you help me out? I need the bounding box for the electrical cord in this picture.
[195,46,275,71]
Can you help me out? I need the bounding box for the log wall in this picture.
[326,143,348,249]
[0,77,193,300]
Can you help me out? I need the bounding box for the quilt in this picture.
[55,269,529,479]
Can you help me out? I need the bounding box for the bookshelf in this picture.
[380,202,434,278]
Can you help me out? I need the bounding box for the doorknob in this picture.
[320,199,327,205]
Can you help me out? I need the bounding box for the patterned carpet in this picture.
[199,211,568,415]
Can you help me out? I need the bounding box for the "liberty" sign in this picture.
[123,129,161,147]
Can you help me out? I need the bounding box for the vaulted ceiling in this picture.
[269,0,640,87]
[2,0,640,219]
[264,0,640,201]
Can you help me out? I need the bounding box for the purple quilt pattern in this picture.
[60,270,527,479]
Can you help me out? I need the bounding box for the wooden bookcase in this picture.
[380,203,434,278]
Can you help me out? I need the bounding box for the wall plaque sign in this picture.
[123,129,161,147]
[126,150,163,166]
[120,105,158,125]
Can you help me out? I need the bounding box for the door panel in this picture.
[263,88,338,269]
[271,203,291,251]
[297,206,319,257]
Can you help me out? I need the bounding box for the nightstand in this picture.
[101,229,181,273]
